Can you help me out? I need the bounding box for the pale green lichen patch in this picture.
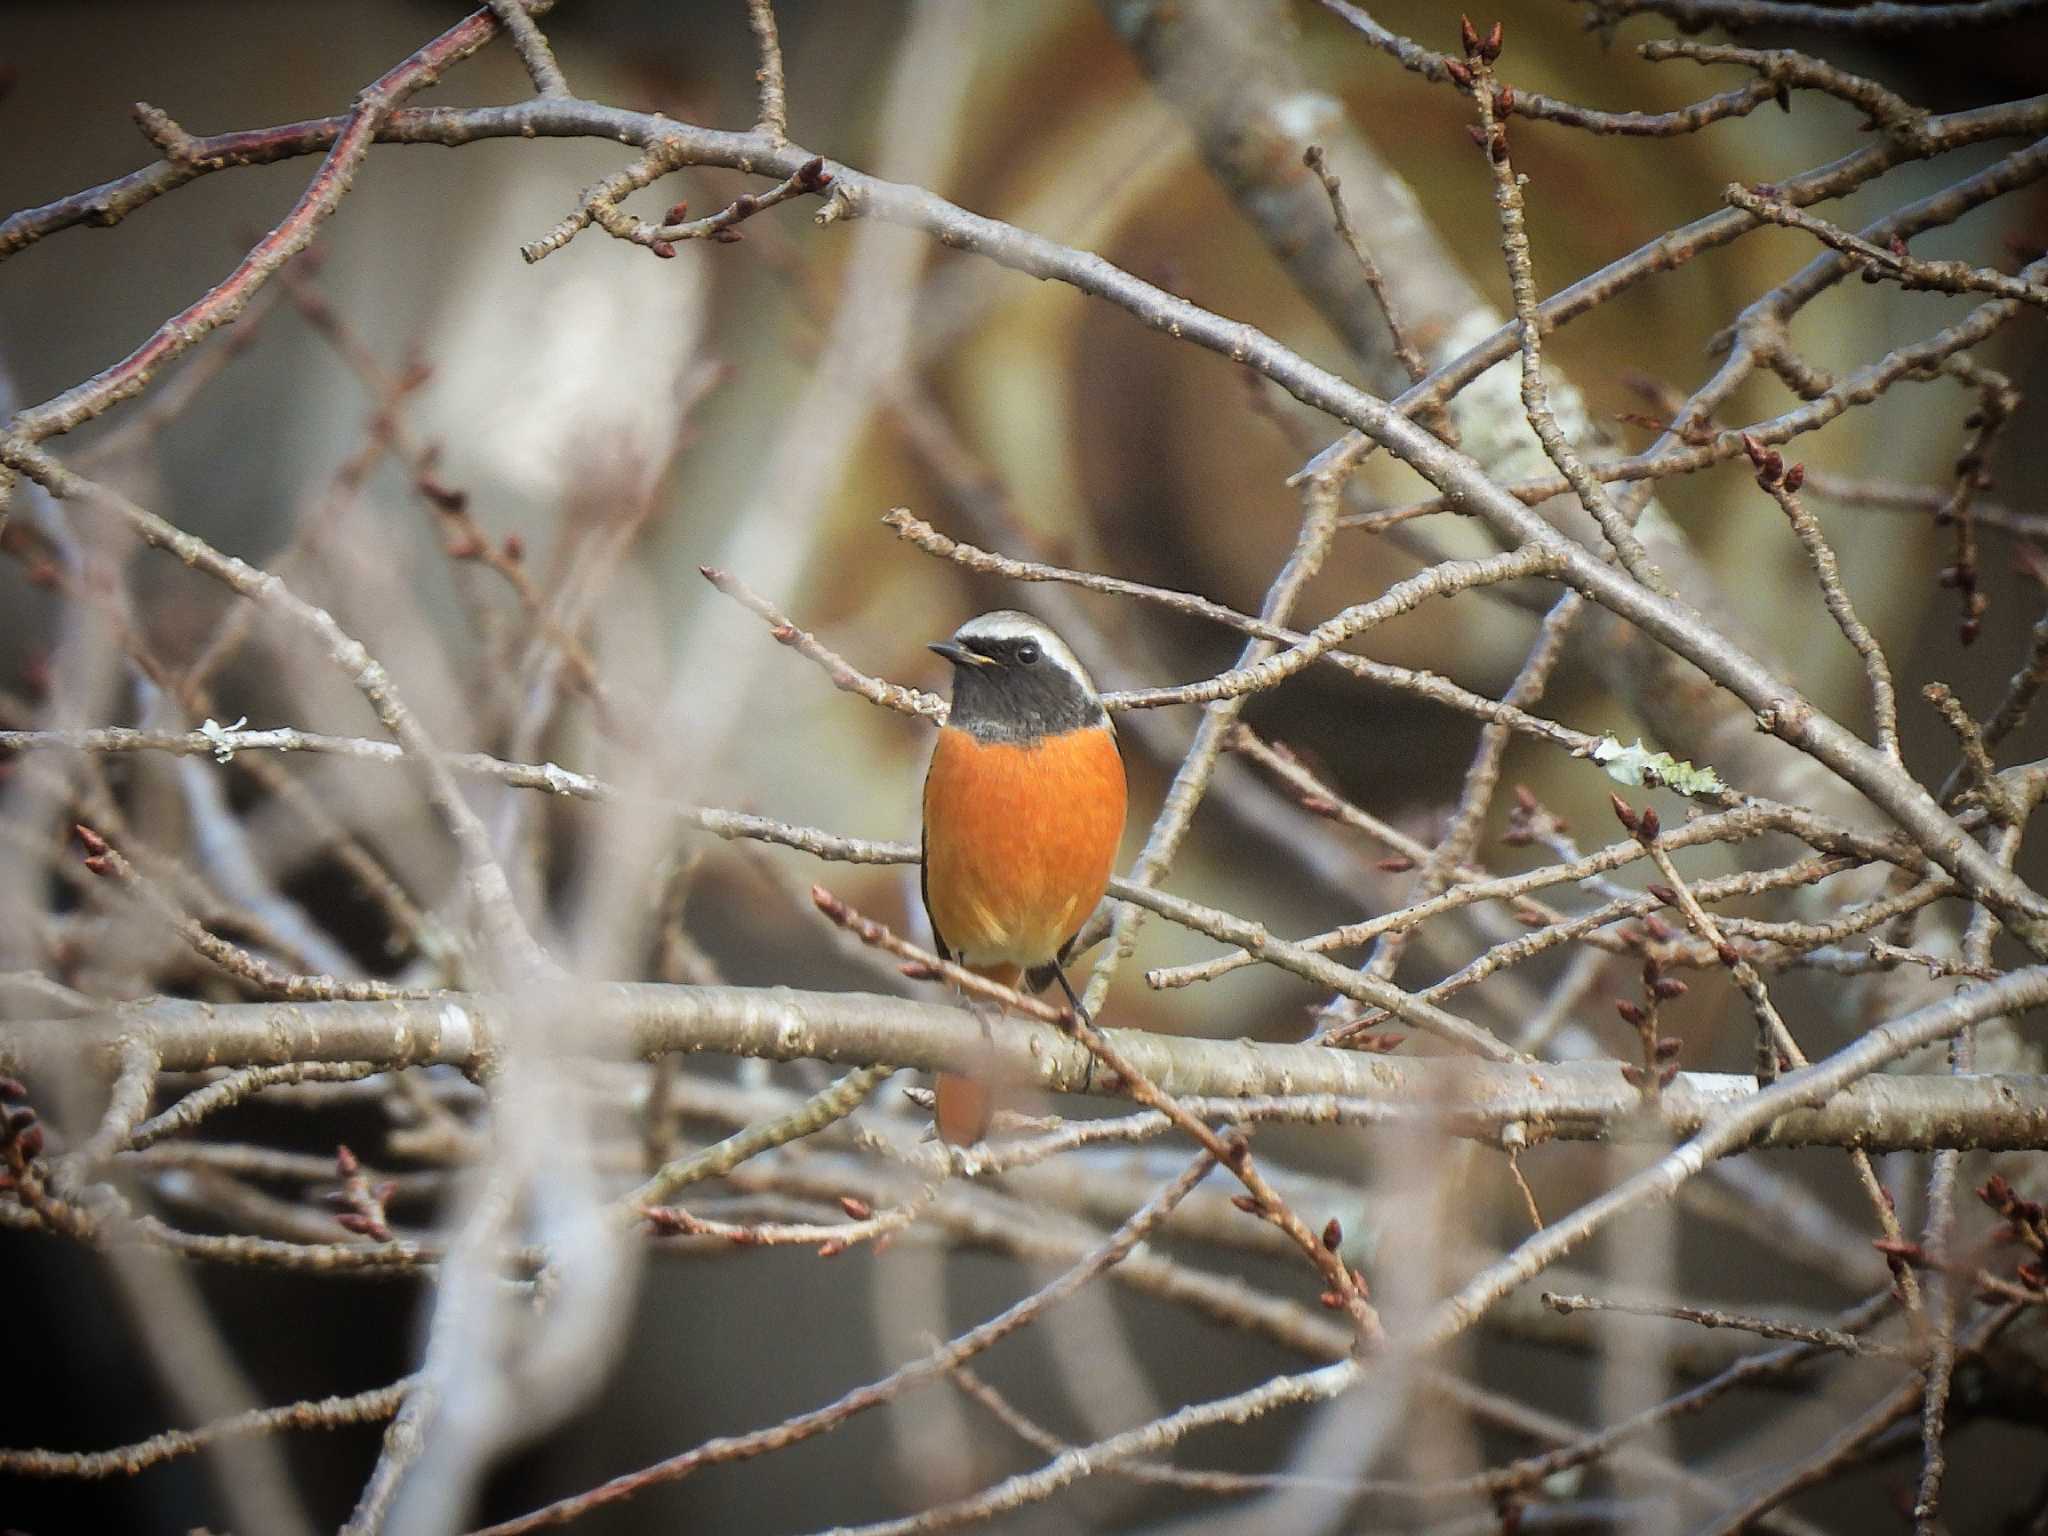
[1588,736,1726,799]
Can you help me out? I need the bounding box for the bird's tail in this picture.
[935,1071,994,1147]
[935,960,1022,1145]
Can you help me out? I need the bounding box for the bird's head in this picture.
[929,611,1107,744]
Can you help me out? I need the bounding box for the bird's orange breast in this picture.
[922,724,1126,971]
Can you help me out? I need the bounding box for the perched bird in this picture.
[921,612,1128,1145]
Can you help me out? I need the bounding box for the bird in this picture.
[921,611,1128,1145]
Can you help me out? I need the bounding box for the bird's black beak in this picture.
[929,641,994,668]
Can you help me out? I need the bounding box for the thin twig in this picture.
[1301,144,1431,393]
[811,888,1385,1338]
[627,1064,895,1210]
[0,1378,416,1478]
[486,0,571,97]
[1467,46,1668,595]
[468,1151,1221,1534]
[1727,183,2048,311]
[746,0,789,141]
[1743,438,1901,760]
[129,1062,384,1149]
[1538,1292,1906,1359]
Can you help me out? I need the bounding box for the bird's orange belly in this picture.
[923,725,1126,971]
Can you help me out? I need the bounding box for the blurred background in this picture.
[4,1,2048,1530]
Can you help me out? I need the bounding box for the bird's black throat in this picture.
[946,663,1105,745]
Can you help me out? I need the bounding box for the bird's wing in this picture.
[919,827,953,963]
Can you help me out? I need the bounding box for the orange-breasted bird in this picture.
[922,612,1128,1145]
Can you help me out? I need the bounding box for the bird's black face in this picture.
[931,620,1106,745]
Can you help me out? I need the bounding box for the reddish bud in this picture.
[1620,1063,1646,1087]
[335,1144,360,1176]
[1782,463,1805,493]
[816,1238,848,1259]
[15,1122,42,1159]
[1654,1037,1683,1062]
[839,1196,872,1221]
[1645,882,1677,907]
[1513,784,1539,813]
[1651,977,1688,1001]
[1445,58,1474,89]
[1636,806,1661,844]
[798,156,831,189]
[664,201,690,225]
[1460,14,1482,54]
[1608,794,1639,833]
[1480,20,1503,59]
[1230,1194,1260,1215]
[73,824,108,857]
[1873,1237,1925,1264]
[1319,1289,1345,1309]
[1657,1063,1680,1088]
[650,239,677,259]
[82,854,114,877]
[418,475,467,513]
[1496,86,1515,114]
[1715,941,1740,967]
[1490,130,1509,164]
[1643,913,1675,943]
[1322,1217,1343,1251]
[1615,999,1646,1025]
[1377,855,1416,873]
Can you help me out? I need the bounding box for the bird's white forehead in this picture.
[952,610,1094,688]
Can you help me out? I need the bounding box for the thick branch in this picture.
[5,986,2045,1152]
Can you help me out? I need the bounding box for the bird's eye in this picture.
[1016,642,1041,665]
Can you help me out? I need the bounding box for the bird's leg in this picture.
[965,987,1005,1036]
[1048,960,1091,1026]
